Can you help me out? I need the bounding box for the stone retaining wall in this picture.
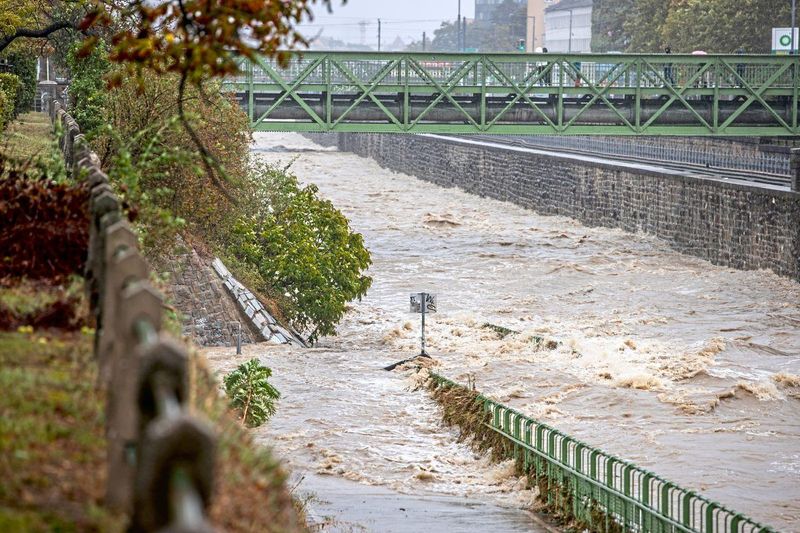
[161,243,259,347]
[307,133,800,281]
[161,243,301,347]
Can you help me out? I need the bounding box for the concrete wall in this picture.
[306,133,800,281]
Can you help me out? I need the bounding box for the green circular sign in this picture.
[780,34,793,46]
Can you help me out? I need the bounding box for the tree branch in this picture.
[0,20,79,54]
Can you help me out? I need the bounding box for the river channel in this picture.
[204,132,800,532]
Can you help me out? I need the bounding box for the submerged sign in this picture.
[410,293,437,314]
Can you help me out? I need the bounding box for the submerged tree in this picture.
[224,359,281,428]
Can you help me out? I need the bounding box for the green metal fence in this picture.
[429,373,778,533]
[223,52,800,136]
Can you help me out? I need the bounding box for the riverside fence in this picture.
[429,373,777,533]
[46,97,217,533]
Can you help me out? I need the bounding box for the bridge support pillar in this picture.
[791,148,800,192]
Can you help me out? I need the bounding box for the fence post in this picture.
[106,281,163,512]
[97,244,148,385]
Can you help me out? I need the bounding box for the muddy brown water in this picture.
[204,133,800,531]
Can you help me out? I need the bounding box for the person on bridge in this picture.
[664,47,675,86]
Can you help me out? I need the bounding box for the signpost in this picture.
[772,27,799,54]
[410,292,436,356]
[383,292,438,371]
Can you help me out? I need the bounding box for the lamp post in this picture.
[567,9,573,53]
[793,0,797,55]
[457,0,462,52]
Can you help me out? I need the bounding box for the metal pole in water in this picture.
[236,322,242,355]
[420,293,427,356]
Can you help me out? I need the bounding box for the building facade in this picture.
[543,0,593,53]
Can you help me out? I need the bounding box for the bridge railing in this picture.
[45,96,217,533]
[224,52,800,135]
[429,373,777,533]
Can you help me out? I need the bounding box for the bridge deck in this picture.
[223,52,800,136]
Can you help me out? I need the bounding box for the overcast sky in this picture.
[300,1,475,47]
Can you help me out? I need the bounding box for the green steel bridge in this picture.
[222,52,800,136]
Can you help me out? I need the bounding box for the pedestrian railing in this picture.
[479,135,791,177]
[45,96,217,533]
[429,372,777,533]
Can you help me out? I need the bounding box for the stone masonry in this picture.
[307,133,800,281]
[162,243,259,347]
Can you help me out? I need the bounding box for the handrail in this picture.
[429,372,778,533]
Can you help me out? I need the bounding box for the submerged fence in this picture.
[46,96,217,533]
[429,373,777,533]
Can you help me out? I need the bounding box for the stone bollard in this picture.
[791,148,800,192]
[106,280,163,512]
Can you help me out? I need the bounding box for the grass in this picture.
[0,112,55,161]
[0,330,125,532]
[0,287,306,532]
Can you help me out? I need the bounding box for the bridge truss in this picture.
[223,52,800,136]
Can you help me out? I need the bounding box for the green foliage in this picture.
[591,0,634,52]
[0,89,6,131]
[223,358,280,428]
[623,0,670,52]
[66,41,110,138]
[2,51,36,115]
[620,0,793,53]
[0,72,20,126]
[228,160,372,343]
[660,0,791,53]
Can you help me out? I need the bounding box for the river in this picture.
[204,132,800,532]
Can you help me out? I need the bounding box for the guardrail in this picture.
[428,372,777,533]
[45,96,217,532]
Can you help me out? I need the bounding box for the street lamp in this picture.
[793,0,797,55]
[567,9,573,53]
[457,0,462,52]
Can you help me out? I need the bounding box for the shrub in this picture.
[0,89,7,132]
[0,160,89,283]
[1,51,37,115]
[0,73,21,126]
[223,358,280,428]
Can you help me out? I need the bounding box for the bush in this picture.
[0,89,7,132]
[1,51,37,115]
[0,73,21,126]
[0,160,89,283]
[228,161,372,343]
[223,359,280,428]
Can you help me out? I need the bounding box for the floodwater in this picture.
[205,132,800,531]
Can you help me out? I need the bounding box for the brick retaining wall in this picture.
[307,133,800,281]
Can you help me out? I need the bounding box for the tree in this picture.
[592,0,634,52]
[224,359,281,428]
[624,0,670,52]
[660,0,791,53]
